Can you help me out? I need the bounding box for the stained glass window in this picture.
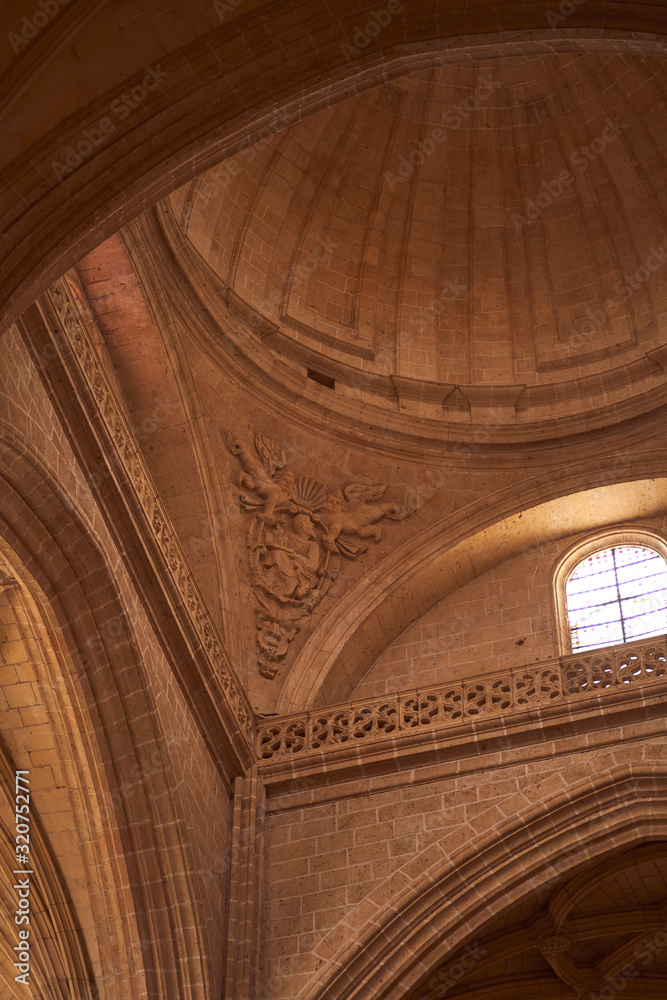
[566,545,667,652]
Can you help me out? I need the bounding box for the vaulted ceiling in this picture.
[405,843,667,1000]
[2,4,667,1000]
[171,51,666,421]
[67,38,667,714]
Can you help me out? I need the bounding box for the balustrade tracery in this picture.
[257,635,667,761]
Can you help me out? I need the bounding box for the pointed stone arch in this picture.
[295,766,667,1000]
[0,722,98,999]
[0,434,217,999]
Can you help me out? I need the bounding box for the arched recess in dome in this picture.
[293,767,667,1000]
[278,470,667,711]
[0,435,214,999]
[1,9,665,327]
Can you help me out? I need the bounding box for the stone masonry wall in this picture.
[260,725,667,1000]
[352,515,667,700]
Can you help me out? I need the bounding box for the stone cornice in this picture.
[28,277,256,777]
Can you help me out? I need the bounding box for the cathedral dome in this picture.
[164,48,667,441]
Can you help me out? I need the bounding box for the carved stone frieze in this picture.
[46,277,255,749]
[226,432,415,678]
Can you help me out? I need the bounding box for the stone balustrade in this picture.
[257,635,667,761]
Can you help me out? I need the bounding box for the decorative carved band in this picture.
[257,635,667,761]
[46,277,256,748]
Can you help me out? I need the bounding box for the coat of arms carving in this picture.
[226,432,415,678]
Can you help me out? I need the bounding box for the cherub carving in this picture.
[315,484,415,556]
[225,433,295,521]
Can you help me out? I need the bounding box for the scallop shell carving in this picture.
[291,476,328,511]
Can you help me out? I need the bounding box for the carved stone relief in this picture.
[226,432,414,677]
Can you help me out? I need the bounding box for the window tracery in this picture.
[566,545,667,651]
[555,529,667,654]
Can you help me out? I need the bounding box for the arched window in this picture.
[565,544,667,652]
